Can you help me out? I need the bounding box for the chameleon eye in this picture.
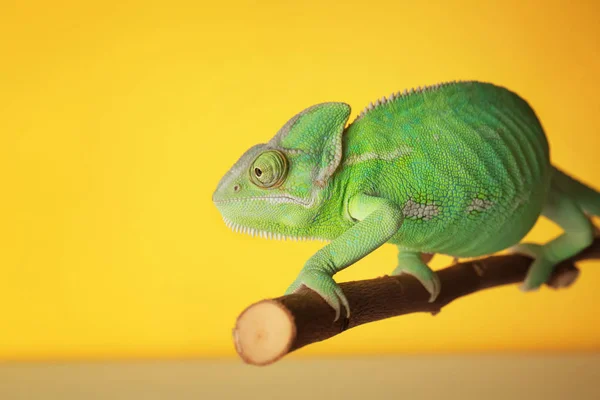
[250,150,288,188]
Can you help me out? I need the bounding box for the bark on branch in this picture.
[232,238,600,366]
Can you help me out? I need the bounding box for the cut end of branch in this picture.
[233,300,296,366]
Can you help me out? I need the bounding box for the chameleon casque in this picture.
[212,80,600,321]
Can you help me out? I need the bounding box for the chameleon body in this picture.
[213,80,600,320]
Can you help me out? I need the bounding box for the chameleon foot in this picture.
[285,269,350,321]
[393,251,441,302]
[510,243,554,291]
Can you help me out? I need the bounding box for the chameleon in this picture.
[212,80,600,321]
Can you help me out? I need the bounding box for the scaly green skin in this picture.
[213,80,600,320]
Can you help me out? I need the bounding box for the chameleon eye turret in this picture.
[249,150,288,189]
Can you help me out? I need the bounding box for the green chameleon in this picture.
[212,80,600,321]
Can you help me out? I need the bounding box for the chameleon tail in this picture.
[551,166,600,218]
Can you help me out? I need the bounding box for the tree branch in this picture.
[232,238,600,366]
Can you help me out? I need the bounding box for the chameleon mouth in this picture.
[213,195,312,207]
[221,217,328,242]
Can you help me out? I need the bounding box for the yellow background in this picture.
[1,0,599,361]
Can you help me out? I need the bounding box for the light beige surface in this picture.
[1,354,599,400]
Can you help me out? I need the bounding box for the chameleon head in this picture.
[212,102,351,239]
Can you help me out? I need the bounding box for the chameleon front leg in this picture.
[285,193,404,321]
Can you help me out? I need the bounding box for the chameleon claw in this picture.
[335,284,351,321]
[392,255,441,303]
[510,243,555,291]
[423,272,441,303]
[285,269,350,322]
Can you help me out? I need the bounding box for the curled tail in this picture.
[551,166,600,218]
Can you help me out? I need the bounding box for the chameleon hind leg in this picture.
[392,250,441,302]
[552,166,600,218]
[513,181,594,291]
